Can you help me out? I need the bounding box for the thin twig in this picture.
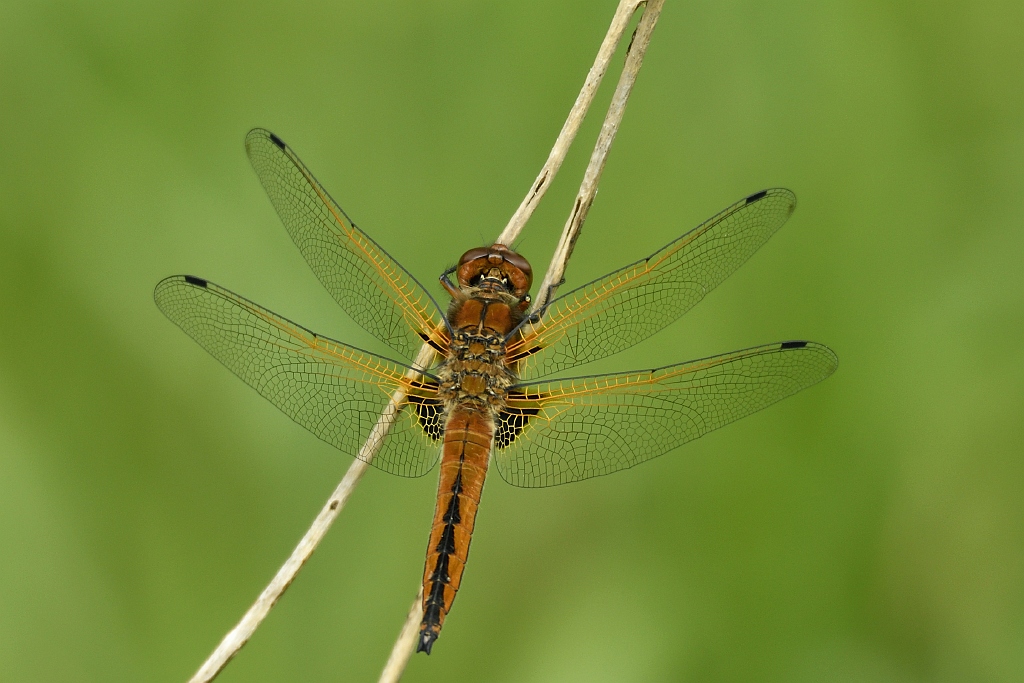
[378,587,425,683]
[496,0,646,247]
[188,2,664,681]
[380,2,665,680]
[532,0,665,313]
[188,346,436,683]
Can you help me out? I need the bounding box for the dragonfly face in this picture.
[455,243,533,299]
[155,129,837,655]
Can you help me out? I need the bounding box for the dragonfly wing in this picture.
[245,128,449,361]
[154,275,444,478]
[495,341,837,487]
[509,189,797,380]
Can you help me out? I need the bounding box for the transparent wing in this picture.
[508,189,797,380]
[154,275,444,478]
[495,341,837,487]
[245,128,449,361]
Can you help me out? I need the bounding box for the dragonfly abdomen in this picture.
[418,407,493,654]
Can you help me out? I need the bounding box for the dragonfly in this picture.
[154,128,837,655]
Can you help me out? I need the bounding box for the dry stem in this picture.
[378,587,425,683]
[532,0,665,313]
[495,0,647,247]
[187,1,664,681]
[187,346,435,683]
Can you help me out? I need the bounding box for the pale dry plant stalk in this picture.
[186,2,663,681]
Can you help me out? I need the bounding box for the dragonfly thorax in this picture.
[437,297,520,414]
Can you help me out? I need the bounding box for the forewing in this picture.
[495,341,837,487]
[245,128,449,361]
[154,275,444,478]
[508,189,797,380]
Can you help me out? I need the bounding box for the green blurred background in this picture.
[2,1,1023,681]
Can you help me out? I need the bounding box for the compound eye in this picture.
[458,247,491,267]
[456,247,492,287]
[502,251,533,283]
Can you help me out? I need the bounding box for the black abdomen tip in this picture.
[269,132,286,149]
[417,629,438,655]
[183,275,208,288]
[780,340,808,349]
[745,190,769,204]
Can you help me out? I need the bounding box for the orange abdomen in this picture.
[418,407,492,653]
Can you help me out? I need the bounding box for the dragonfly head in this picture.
[456,243,533,301]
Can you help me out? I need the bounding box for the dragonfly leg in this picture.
[526,279,565,323]
[439,265,461,299]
